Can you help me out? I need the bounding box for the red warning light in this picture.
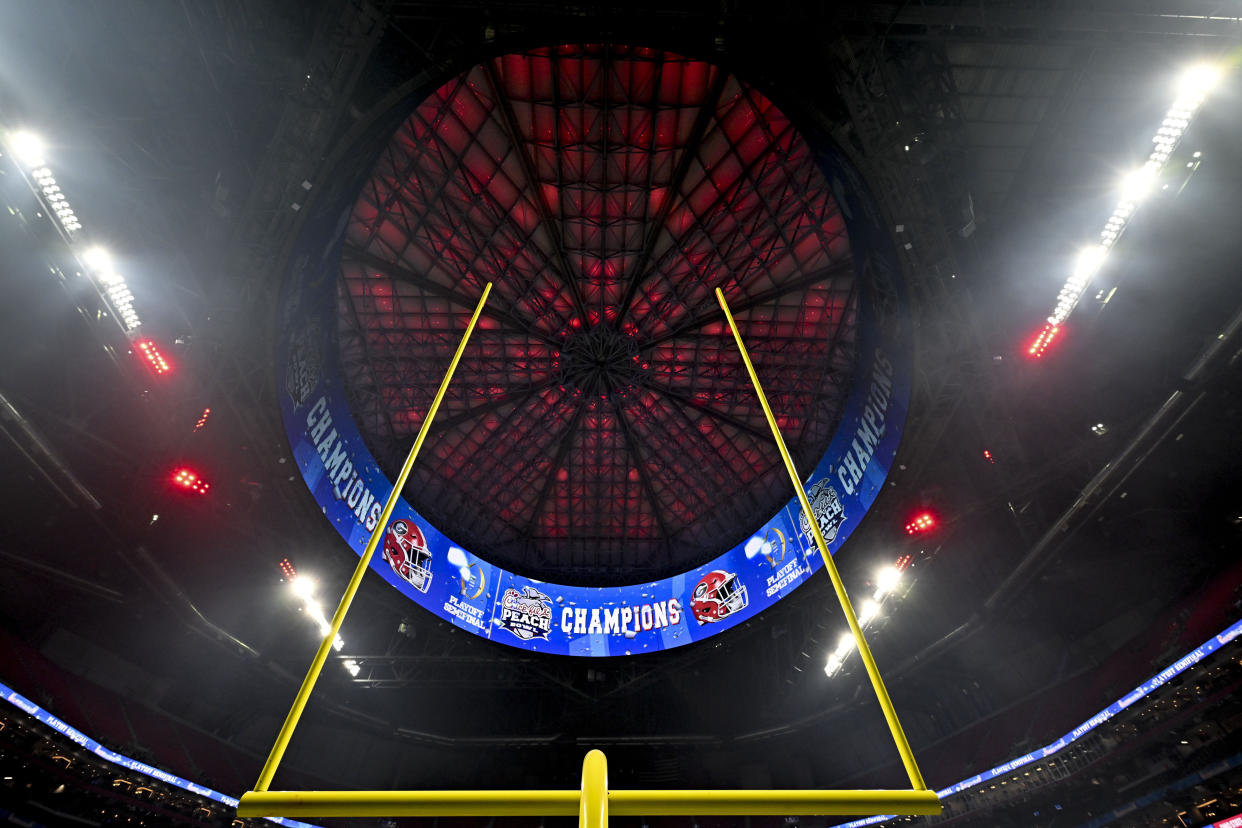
[172,467,210,494]
[904,512,936,535]
[983,449,994,464]
[135,338,171,375]
[1026,323,1060,359]
[193,407,211,432]
[279,557,297,579]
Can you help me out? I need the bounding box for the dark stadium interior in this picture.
[1,3,1241,828]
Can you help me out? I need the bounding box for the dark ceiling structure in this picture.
[1,2,1241,827]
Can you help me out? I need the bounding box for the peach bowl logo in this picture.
[498,586,553,641]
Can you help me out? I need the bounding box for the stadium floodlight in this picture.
[290,577,316,601]
[824,654,843,676]
[1072,245,1108,282]
[8,131,45,167]
[343,659,361,677]
[289,576,349,655]
[1177,63,1222,99]
[1119,167,1157,204]
[858,599,881,626]
[875,566,902,598]
[1030,61,1226,342]
[84,247,112,271]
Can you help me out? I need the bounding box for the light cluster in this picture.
[287,576,354,675]
[904,512,936,535]
[171,468,210,494]
[85,247,142,333]
[135,338,170,375]
[4,131,145,332]
[6,132,83,234]
[278,557,297,579]
[825,561,907,676]
[193,407,211,432]
[1027,322,1060,358]
[1032,64,1222,356]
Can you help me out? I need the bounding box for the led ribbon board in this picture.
[276,50,912,657]
[3,619,1239,824]
[0,681,315,828]
[836,617,1242,828]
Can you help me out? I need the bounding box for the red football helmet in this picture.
[382,519,432,592]
[690,570,748,624]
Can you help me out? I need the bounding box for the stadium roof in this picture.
[0,0,1239,813]
[339,44,856,581]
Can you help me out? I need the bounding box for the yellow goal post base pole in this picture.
[250,282,492,794]
[238,750,941,819]
[714,287,930,794]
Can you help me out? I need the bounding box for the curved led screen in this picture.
[276,46,912,656]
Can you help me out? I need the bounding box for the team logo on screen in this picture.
[798,480,846,545]
[499,586,553,641]
[744,527,787,568]
[690,570,749,624]
[382,519,433,593]
[446,546,485,598]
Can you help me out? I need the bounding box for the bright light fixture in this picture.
[835,632,855,656]
[84,247,112,271]
[290,577,316,601]
[288,577,350,662]
[8,131,45,167]
[1072,245,1108,281]
[1034,61,1225,335]
[1118,166,1157,204]
[858,599,881,626]
[1177,63,1222,98]
[875,566,902,597]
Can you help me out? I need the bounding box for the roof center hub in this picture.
[556,324,648,402]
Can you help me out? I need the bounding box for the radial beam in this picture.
[642,382,774,444]
[523,399,588,536]
[429,380,558,433]
[615,68,731,325]
[613,404,675,543]
[480,60,591,327]
[639,259,854,351]
[345,247,560,347]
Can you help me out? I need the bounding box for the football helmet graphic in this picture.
[690,570,748,624]
[382,519,432,593]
